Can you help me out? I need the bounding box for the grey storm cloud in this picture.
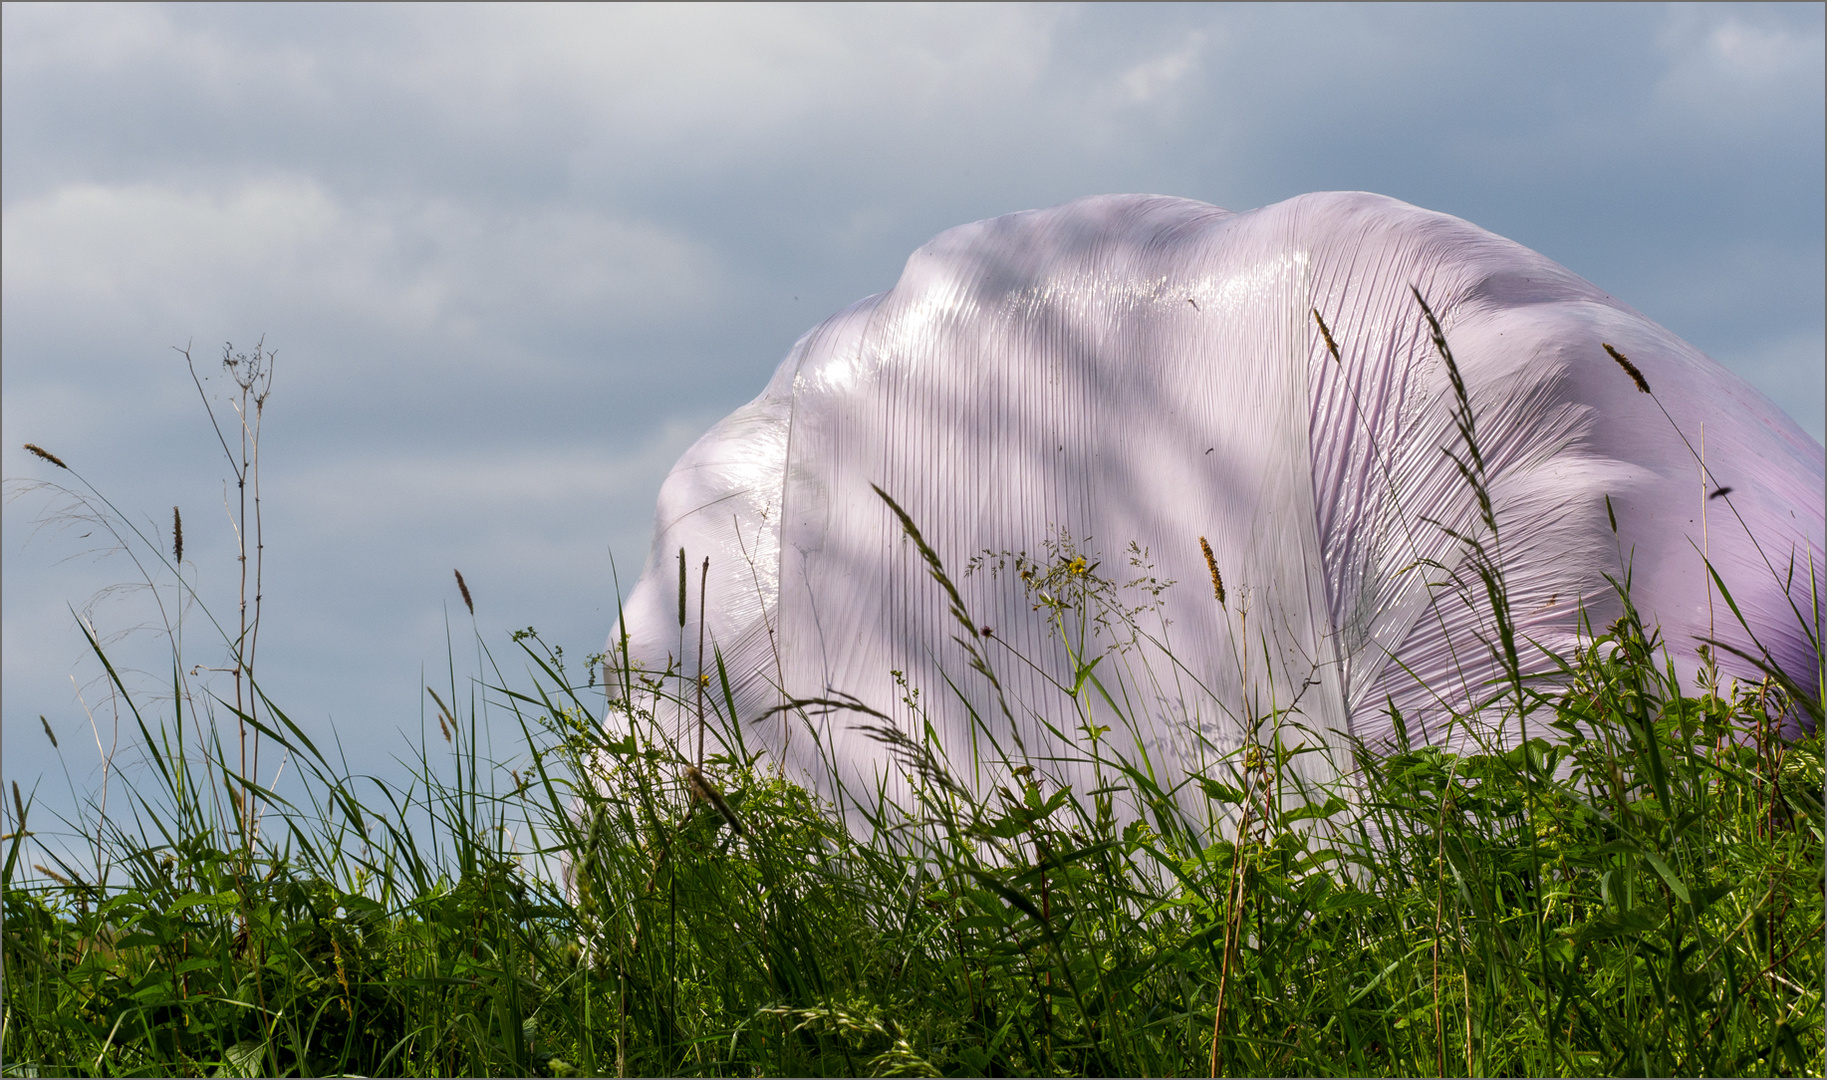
[4,3,1822,817]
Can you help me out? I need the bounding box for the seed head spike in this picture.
[1603,343,1651,394]
[1311,308,1342,365]
[1200,536,1225,605]
[23,444,67,469]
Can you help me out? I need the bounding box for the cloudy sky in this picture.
[5,3,1822,817]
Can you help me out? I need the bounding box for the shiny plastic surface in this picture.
[608,192,1826,809]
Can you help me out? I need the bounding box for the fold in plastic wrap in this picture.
[608,192,1825,811]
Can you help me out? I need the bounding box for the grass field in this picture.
[4,327,1822,1077]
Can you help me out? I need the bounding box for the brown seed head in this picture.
[1311,308,1342,365]
[1603,344,1651,394]
[23,444,67,469]
[454,569,474,615]
[1200,536,1225,605]
[684,765,746,835]
[172,507,184,565]
[35,864,75,888]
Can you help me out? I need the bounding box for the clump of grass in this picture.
[4,305,1821,1077]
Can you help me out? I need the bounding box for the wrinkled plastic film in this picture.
[608,192,1827,815]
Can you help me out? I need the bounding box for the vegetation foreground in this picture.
[4,573,1822,1077]
[4,334,1823,1077]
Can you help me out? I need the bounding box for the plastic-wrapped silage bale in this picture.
[605,192,1825,812]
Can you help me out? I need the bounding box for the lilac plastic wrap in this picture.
[607,192,1825,807]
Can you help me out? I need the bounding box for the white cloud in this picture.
[0,4,1071,176]
[2,3,183,76]
[1117,30,1207,107]
[1654,7,1826,130]
[437,5,1064,144]
[3,179,348,330]
[273,418,709,544]
[1,3,333,131]
[1,177,721,370]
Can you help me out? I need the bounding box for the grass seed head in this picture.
[1200,536,1225,605]
[172,506,184,564]
[33,864,74,889]
[684,765,746,835]
[1603,343,1651,394]
[1311,308,1342,364]
[1410,287,1465,395]
[454,569,474,615]
[23,443,67,469]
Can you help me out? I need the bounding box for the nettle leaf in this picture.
[1639,851,1691,903]
[1574,906,1660,947]
[1197,778,1247,804]
[1283,797,1349,823]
